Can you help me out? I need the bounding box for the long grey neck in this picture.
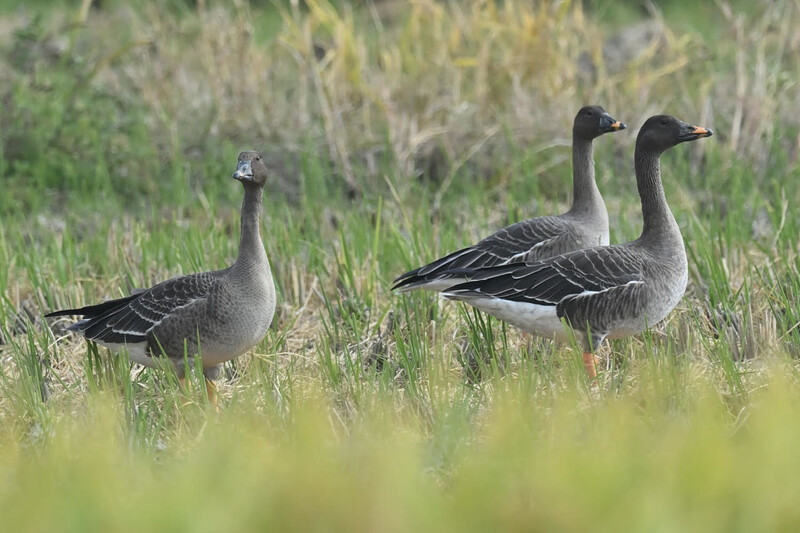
[634,148,681,249]
[567,137,604,217]
[233,183,268,271]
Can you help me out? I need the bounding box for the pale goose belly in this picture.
[456,297,571,343]
[92,340,154,368]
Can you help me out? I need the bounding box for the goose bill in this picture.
[678,125,713,143]
[233,160,254,181]
[599,113,626,133]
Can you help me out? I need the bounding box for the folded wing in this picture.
[443,245,645,308]
[393,216,578,291]
[47,271,224,345]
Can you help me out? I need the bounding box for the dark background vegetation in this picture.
[3,1,800,531]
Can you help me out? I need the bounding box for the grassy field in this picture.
[3,0,800,530]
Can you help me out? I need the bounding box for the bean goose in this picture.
[45,151,276,404]
[442,115,712,379]
[392,106,625,293]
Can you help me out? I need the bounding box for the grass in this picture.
[2,0,800,530]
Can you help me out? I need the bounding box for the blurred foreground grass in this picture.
[3,0,800,531]
[5,369,800,531]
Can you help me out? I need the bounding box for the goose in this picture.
[392,106,625,293]
[45,151,276,404]
[441,115,712,379]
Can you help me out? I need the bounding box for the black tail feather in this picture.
[392,265,425,286]
[45,294,139,319]
[391,246,482,291]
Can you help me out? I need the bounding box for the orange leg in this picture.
[582,352,598,380]
[177,376,216,409]
[177,377,192,407]
[205,379,218,410]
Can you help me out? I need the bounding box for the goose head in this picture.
[573,105,626,140]
[233,151,269,186]
[636,115,713,154]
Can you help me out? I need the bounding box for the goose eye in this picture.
[585,111,593,117]
[660,118,668,126]
[255,156,261,161]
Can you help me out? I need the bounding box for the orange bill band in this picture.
[691,126,712,136]
[611,121,624,130]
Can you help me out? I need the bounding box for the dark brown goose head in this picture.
[233,151,269,186]
[636,115,713,154]
[573,105,626,140]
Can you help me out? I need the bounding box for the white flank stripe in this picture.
[567,279,644,300]
[111,329,149,336]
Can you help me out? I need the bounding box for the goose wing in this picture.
[443,245,645,307]
[393,216,578,291]
[48,271,224,345]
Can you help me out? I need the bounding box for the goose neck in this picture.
[234,184,267,270]
[634,148,679,244]
[568,137,603,216]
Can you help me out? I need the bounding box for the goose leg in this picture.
[176,376,195,408]
[176,376,216,409]
[582,352,598,380]
[202,365,222,410]
[205,379,218,410]
[581,333,605,380]
[177,374,215,408]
